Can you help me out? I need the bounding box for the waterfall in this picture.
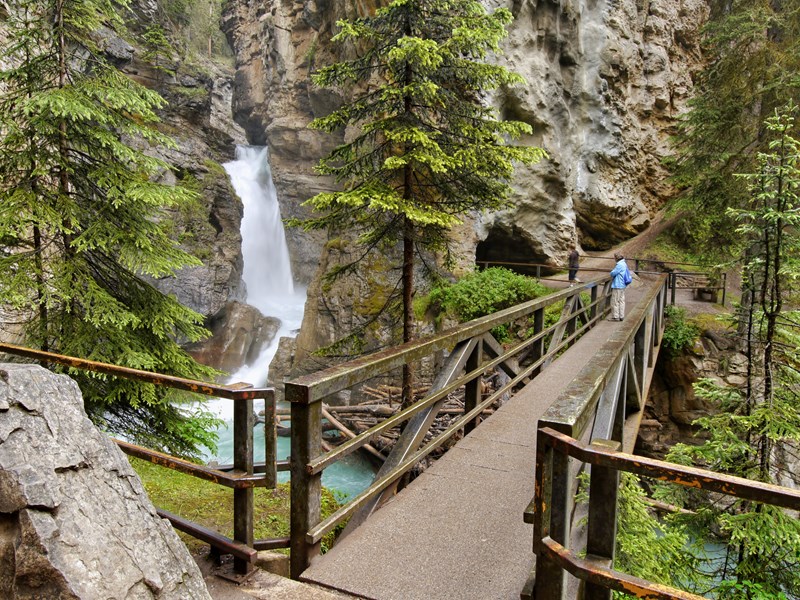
[226,146,295,308]
[211,146,307,421]
[207,146,376,497]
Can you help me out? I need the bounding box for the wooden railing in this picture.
[531,428,800,600]
[523,275,670,598]
[0,342,283,574]
[284,276,617,578]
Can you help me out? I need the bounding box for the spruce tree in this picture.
[294,0,546,401]
[659,105,800,598]
[669,0,800,259]
[0,0,219,458]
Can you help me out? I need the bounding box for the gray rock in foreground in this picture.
[0,363,212,600]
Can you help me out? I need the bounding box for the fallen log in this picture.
[321,405,385,463]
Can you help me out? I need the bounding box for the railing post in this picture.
[264,391,277,488]
[590,284,598,322]
[584,439,621,600]
[464,338,484,435]
[233,395,254,574]
[670,272,677,305]
[287,384,322,579]
[533,436,570,599]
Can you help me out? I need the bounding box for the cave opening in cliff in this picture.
[475,228,554,277]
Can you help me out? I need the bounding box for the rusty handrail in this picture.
[532,427,800,599]
[0,342,270,399]
[539,427,800,511]
[0,341,279,573]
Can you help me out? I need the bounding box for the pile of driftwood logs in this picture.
[271,372,509,468]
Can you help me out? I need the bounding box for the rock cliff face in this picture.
[221,0,709,366]
[120,47,249,319]
[223,0,708,272]
[0,364,211,599]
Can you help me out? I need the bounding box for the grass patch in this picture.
[644,231,708,266]
[130,457,344,554]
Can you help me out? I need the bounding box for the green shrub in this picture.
[662,305,700,358]
[421,267,549,323]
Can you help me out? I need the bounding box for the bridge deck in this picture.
[300,279,656,600]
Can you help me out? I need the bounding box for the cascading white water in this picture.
[223,146,306,391]
[203,146,306,424]
[228,146,295,308]
[209,145,375,498]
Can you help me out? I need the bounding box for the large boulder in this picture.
[0,364,212,600]
[186,300,280,375]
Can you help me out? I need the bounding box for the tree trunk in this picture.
[402,216,414,408]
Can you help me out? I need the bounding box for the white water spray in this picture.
[212,146,307,420]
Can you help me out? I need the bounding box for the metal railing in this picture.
[476,257,727,307]
[523,275,670,598]
[284,276,617,578]
[531,428,800,600]
[0,341,284,574]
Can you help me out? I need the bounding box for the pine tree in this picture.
[0,0,219,458]
[669,0,800,259]
[659,105,800,598]
[293,0,546,402]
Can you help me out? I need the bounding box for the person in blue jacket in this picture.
[609,253,628,321]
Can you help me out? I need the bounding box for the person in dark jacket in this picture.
[568,247,581,285]
[609,253,628,320]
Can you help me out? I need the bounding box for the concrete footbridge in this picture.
[286,272,669,599]
[6,266,797,599]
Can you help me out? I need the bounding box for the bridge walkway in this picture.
[300,276,661,600]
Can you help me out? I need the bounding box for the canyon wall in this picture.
[223,0,708,275]
[221,0,709,372]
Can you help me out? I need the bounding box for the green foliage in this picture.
[0,0,219,458]
[291,0,547,356]
[657,378,800,596]
[130,457,344,553]
[662,305,700,358]
[141,23,175,77]
[669,0,800,259]
[576,472,704,597]
[649,106,800,594]
[420,267,549,323]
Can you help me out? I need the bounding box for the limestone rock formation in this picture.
[186,301,281,375]
[0,364,212,599]
[639,329,745,457]
[221,0,709,369]
[223,0,708,273]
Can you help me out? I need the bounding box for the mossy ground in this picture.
[129,457,343,554]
